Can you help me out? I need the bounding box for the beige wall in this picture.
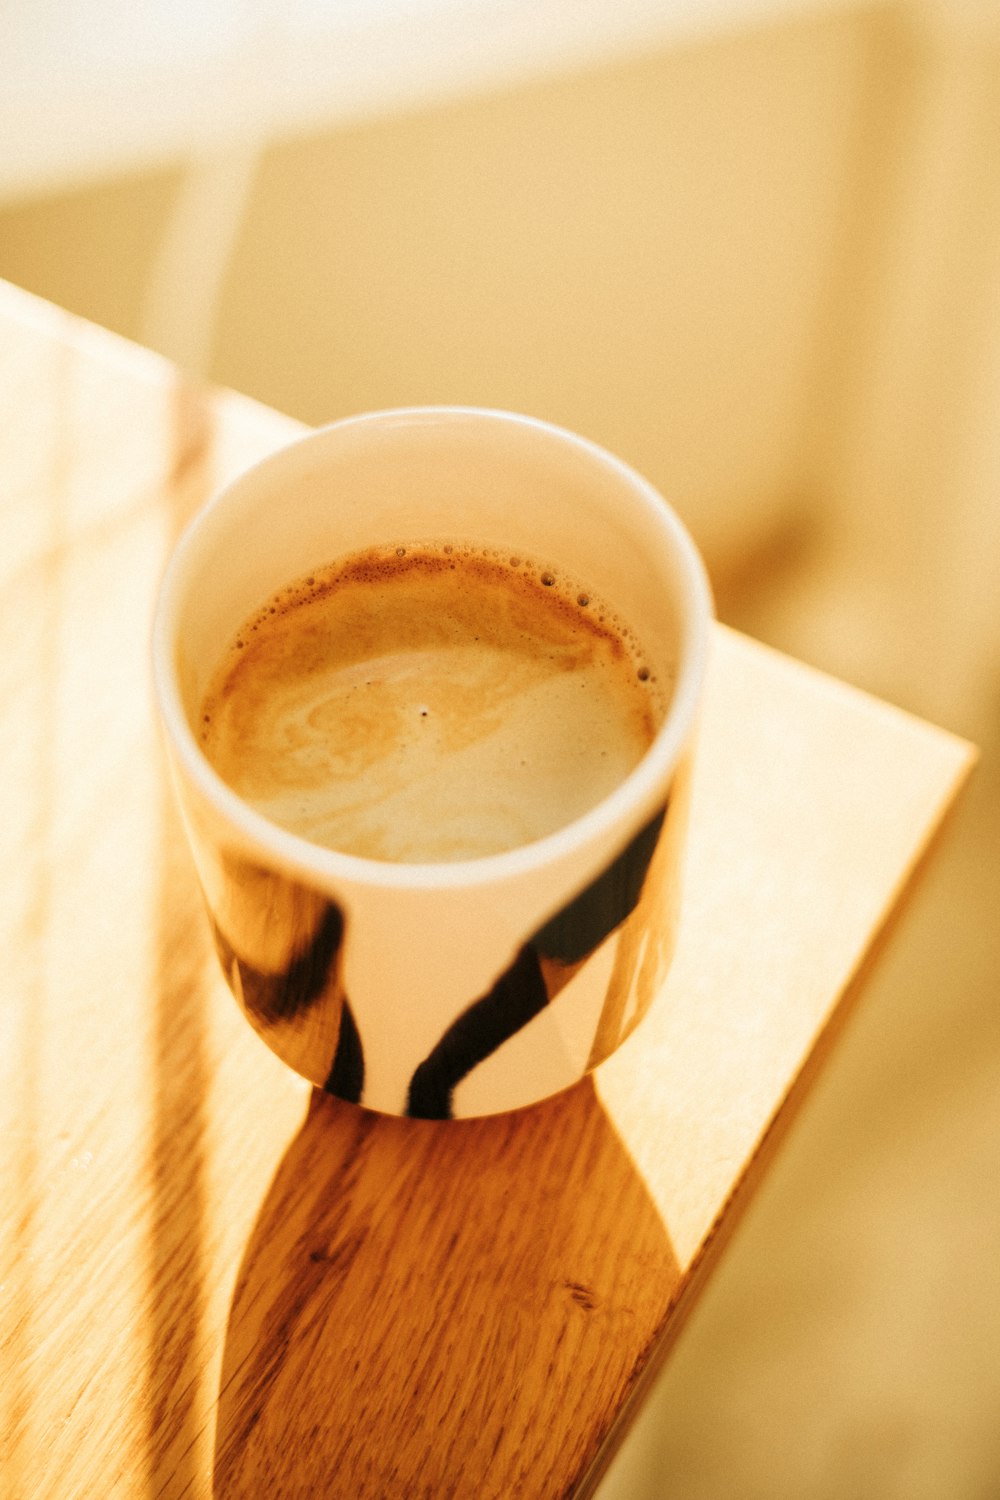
[0,170,180,354]
[0,9,873,584]
[211,9,870,585]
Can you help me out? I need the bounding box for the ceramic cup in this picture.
[152,407,712,1118]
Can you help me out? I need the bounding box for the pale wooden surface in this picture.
[0,278,974,1500]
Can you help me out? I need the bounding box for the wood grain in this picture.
[0,278,975,1500]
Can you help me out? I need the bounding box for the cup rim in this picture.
[152,405,713,892]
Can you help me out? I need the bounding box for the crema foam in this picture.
[198,543,671,863]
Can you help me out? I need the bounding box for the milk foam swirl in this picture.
[199,544,668,862]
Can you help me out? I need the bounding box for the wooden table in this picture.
[0,278,975,1500]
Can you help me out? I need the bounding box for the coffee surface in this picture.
[199,544,668,862]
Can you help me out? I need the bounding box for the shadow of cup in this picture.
[213,1080,680,1498]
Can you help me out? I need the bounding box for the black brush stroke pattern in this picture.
[322,998,365,1105]
[405,804,668,1119]
[532,809,666,965]
[212,896,365,1103]
[407,944,549,1120]
[211,901,345,1025]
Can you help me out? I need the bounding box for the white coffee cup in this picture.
[152,407,712,1118]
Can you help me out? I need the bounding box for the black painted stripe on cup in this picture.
[404,802,669,1119]
[531,806,666,964]
[210,900,345,1024]
[213,895,366,1103]
[323,1000,365,1104]
[406,944,549,1119]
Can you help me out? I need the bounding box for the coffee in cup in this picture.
[198,541,671,863]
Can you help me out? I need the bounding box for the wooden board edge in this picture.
[573,736,978,1497]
